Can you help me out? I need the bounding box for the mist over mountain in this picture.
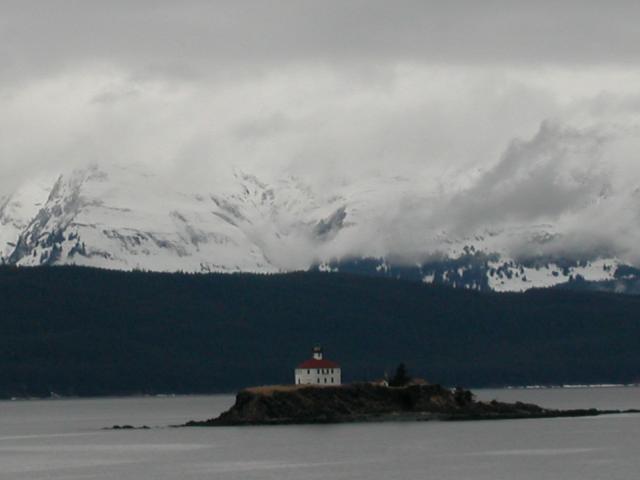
[2,118,640,293]
[3,2,640,292]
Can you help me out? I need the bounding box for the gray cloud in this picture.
[444,121,611,231]
[343,117,640,265]
[3,0,640,84]
[2,1,640,266]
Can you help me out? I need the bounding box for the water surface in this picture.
[1,388,639,479]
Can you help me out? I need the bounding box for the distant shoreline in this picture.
[503,383,640,390]
[3,384,640,402]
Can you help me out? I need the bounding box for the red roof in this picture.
[297,358,340,369]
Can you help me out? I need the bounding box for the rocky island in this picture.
[184,383,630,427]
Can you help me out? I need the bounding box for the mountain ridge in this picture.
[1,265,640,397]
[1,163,637,293]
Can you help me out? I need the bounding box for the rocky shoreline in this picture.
[183,383,637,427]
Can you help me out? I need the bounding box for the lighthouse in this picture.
[294,346,342,385]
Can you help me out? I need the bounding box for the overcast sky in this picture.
[2,1,640,261]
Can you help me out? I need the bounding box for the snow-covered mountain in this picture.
[317,254,623,293]
[1,163,638,293]
[0,179,52,261]
[1,165,353,274]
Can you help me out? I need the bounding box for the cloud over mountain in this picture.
[2,1,640,278]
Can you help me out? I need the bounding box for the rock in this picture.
[108,424,150,430]
[183,383,626,426]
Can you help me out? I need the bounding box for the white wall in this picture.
[295,367,341,385]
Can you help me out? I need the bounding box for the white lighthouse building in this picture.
[295,346,341,386]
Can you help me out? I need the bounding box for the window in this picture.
[331,377,334,383]
[317,369,320,374]
[317,378,320,383]
[324,378,327,383]
[307,369,310,374]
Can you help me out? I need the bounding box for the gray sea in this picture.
[1,387,639,479]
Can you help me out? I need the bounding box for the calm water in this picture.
[1,388,640,479]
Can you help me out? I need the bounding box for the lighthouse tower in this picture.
[294,346,341,385]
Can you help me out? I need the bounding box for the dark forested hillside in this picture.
[1,266,640,398]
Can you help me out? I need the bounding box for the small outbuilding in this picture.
[295,346,341,385]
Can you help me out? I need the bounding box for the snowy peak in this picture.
[2,162,640,293]
[8,166,278,272]
[208,171,350,269]
[4,165,353,273]
[0,178,53,262]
